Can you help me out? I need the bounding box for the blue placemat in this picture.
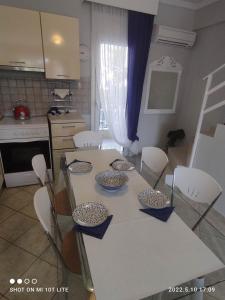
[140,207,175,222]
[74,215,113,239]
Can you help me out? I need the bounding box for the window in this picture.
[97,43,128,130]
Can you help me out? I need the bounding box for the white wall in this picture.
[176,21,225,142]
[86,0,159,15]
[136,3,195,151]
[194,0,225,29]
[155,2,195,30]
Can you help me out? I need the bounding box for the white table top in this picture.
[66,149,224,300]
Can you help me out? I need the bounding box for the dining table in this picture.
[65,149,224,300]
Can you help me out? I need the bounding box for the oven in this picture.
[0,137,52,187]
[0,119,52,187]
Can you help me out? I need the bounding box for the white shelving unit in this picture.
[190,62,225,216]
[190,62,225,167]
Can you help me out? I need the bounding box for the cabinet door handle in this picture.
[56,74,70,78]
[62,125,76,128]
[9,61,26,64]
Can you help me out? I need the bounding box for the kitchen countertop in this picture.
[0,116,48,129]
[48,111,85,124]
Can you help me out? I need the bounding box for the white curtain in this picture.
[92,3,131,147]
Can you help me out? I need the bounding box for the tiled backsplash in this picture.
[0,70,90,116]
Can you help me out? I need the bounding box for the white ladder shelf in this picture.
[189,62,225,166]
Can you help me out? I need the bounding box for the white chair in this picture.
[34,186,95,299]
[73,130,102,149]
[140,147,169,189]
[32,154,72,216]
[34,186,81,273]
[32,154,48,186]
[172,166,222,231]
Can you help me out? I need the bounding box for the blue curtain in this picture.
[126,11,154,142]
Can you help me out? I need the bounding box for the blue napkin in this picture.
[74,215,113,239]
[140,207,175,222]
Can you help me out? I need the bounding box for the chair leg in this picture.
[171,171,175,207]
[193,277,204,300]
[153,165,167,190]
[192,194,221,231]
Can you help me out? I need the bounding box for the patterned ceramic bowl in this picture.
[72,202,108,227]
[138,188,170,208]
[112,160,135,171]
[95,170,129,191]
[68,161,93,174]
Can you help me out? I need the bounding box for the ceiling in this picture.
[160,0,220,9]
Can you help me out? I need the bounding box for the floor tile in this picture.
[19,202,37,220]
[0,212,37,242]
[0,295,9,300]
[211,280,225,300]
[0,244,36,294]
[6,259,57,300]
[22,185,40,196]
[40,246,58,267]
[0,191,33,211]
[51,293,65,300]
[66,273,88,300]
[0,205,15,224]
[200,231,225,264]
[205,268,225,287]
[14,224,49,257]
[0,237,11,254]
[0,187,22,200]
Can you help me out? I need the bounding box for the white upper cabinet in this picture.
[41,12,80,80]
[0,5,44,70]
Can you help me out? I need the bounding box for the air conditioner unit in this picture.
[155,25,197,48]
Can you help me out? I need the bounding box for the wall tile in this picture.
[0,70,90,116]
[0,79,8,87]
[16,80,25,87]
[25,80,33,87]
[8,79,17,87]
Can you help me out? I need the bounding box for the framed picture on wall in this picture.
[144,56,182,114]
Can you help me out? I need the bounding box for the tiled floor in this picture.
[0,158,225,300]
[0,185,87,300]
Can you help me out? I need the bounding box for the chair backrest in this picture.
[32,154,47,186]
[34,186,53,238]
[34,186,64,264]
[141,147,168,174]
[173,166,222,204]
[73,130,102,149]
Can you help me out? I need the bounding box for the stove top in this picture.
[0,116,48,129]
[0,116,49,140]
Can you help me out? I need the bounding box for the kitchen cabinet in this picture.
[0,6,44,70]
[49,112,87,181]
[41,12,80,80]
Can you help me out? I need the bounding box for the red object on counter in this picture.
[13,101,30,120]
